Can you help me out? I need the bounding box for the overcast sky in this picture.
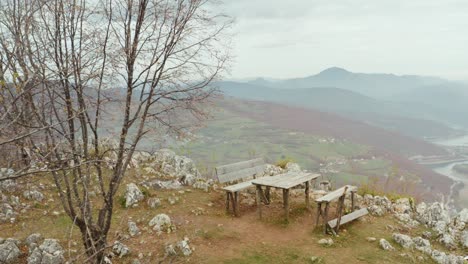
[218,0,468,80]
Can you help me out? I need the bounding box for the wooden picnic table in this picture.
[252,172,320,221]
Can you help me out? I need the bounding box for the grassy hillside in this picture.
[175,100,452,199]
[217,81,462,139]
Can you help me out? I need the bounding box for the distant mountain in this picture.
[260,67,447,99]
[222,67,468,130]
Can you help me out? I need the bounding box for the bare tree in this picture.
[0,0,230,262]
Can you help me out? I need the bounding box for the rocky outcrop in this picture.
[151,149,201,184]
[392,233,414,249]
[285,162,301,172]
[28,239,65,264]
[262,164,284,176]
[0,238,21,264]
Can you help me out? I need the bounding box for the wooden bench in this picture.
[216,158,267,216]
[315,185,367,235]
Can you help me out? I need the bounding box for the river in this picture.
[431,135,468,208]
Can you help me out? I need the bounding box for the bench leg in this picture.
[335,195,346,234]
[226,192,230,213]
[233,192,239,217]
[256,185,262,220]
[265,187,271,205]
[305,181,310,210]
[315,202,322,227]
[283,189,290,222]
[229,192,238,217]
[323,203,329,234]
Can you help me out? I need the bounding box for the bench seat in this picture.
[222,179,258,192]
[328,208,369,229]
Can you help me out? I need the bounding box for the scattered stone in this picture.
[152,149,201,183]
[192,179,213,192]
[0,239,21,264]
[317,238,333,246]
[28,239,65,264]
[25,233,43,249]
[149,214,174,233]
[191,207,205,216]
[125,183,144,208]
[128,221,140,237]
[379,238,394,251]
[167,196,179,205]
[177,237,192,256]
[366,237,376,242]
[439,233,457,250]
[0,203,15,223]
[461,231,468,248]
[262,164,284,176]
[309,256,324,263]
[147,198,161,209]
[422,231,432,239]
[392,233,414,249]
[112,241,130,258]
[142,179,182,190]
[392,198,413,214]
[165,244,177,256]
[23,190,44,202]
[285,162,301,172]
[368,205,384,216]
[412,236,431,254]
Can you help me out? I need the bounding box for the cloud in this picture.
[217,0,468,79]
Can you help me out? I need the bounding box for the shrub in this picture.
[276,158,293,169]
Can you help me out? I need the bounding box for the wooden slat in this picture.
[315,185,358,203]
[216,158,264,175]
[217,164,266,183]
[252,172,320,189]
[222,179,257,192]
[328,208,368,228]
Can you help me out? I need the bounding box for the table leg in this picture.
[256,185,262,219]
[265,187,271,205]
[305,181,310,210]
[284,189,290,222]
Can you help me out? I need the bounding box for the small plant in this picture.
[117,195,126,208]
[276,157,294,169]
[141,187,150,198]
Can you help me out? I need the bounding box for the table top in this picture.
[252,172,320,189]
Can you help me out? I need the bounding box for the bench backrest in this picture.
[315,185,358,203]
[216,158,266,183]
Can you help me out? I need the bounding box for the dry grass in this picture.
[1,172,454,263]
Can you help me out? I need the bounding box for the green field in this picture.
[175,108,410,186]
